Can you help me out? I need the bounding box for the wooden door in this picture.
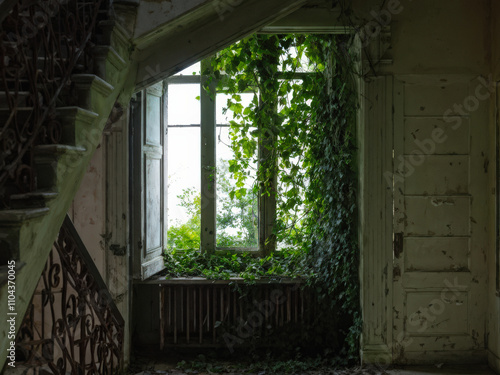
[392,75,489,363]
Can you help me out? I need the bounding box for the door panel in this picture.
[393,76,488,363]
[145,157,162,251]
[132,82,167,280]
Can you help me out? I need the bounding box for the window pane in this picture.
[167,127,201,250]
[216,125,258,248]
[175,62,200,76]
[216,93,254,124]
[168,84,200,125]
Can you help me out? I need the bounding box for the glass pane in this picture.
[168,84,200,125]
[175,62,201,76]
[216,125,258,248]
[216,93,254,124]
[167,127,201,250]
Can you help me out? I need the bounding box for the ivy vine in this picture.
[164,33,359,363]
[205,34,360,362]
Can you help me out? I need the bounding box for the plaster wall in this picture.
[350,0,490,75]
[69,113,131,365]
[389,0,489,75]
[71,139,106,277]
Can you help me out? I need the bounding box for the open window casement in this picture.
[131,81,168,280]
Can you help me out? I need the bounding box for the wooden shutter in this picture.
[131,82,168,280]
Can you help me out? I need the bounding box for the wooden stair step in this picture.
[92,45,128,77]
[34,144,86,156]
[0,91,31,108]
[0,208,49,265]
[0,207,49,223]
[70,74,114,109]
[56,106,100,146]
[9,190,58,209]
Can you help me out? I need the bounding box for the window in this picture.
[165,60,267,254]
[166,36,318,256]
[132,33,357,281]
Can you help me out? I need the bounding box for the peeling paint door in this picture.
[392,76,489,363]
[131,82,168,280]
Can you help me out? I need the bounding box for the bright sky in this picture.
[166,57,307,248]
[167,62,255,224]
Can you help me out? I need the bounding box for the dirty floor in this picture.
[128,352,496,375]
[130,366,496,375]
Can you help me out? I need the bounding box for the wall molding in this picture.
[359,75,394,364]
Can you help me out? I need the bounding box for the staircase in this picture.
[0,0,135,370]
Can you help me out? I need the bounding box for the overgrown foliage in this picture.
[165,34,360,364]
[163,248,310,281]
[298,35,361,363]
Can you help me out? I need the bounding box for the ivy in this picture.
[210,34,360,363]
[299,35,361,363]
[165,33,360,364]
[163,248,311,281]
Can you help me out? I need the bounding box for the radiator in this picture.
[159,280,311,349]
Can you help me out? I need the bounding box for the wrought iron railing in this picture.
[0,0,107,206]
[15,215,124,374]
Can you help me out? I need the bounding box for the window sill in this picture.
[136,275,304,285]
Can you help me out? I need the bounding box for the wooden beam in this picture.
[134,0,307,90]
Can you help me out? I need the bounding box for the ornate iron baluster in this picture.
[15,215,124,374]
[0,0,107,206]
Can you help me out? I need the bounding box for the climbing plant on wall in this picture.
[204,33,361,362]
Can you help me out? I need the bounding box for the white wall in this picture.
[70,110,131,366]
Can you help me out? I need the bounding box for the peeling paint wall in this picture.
[390,0,490,75]
[351,0,493,366]
[70,112,131,365]
[71,139,106,277]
